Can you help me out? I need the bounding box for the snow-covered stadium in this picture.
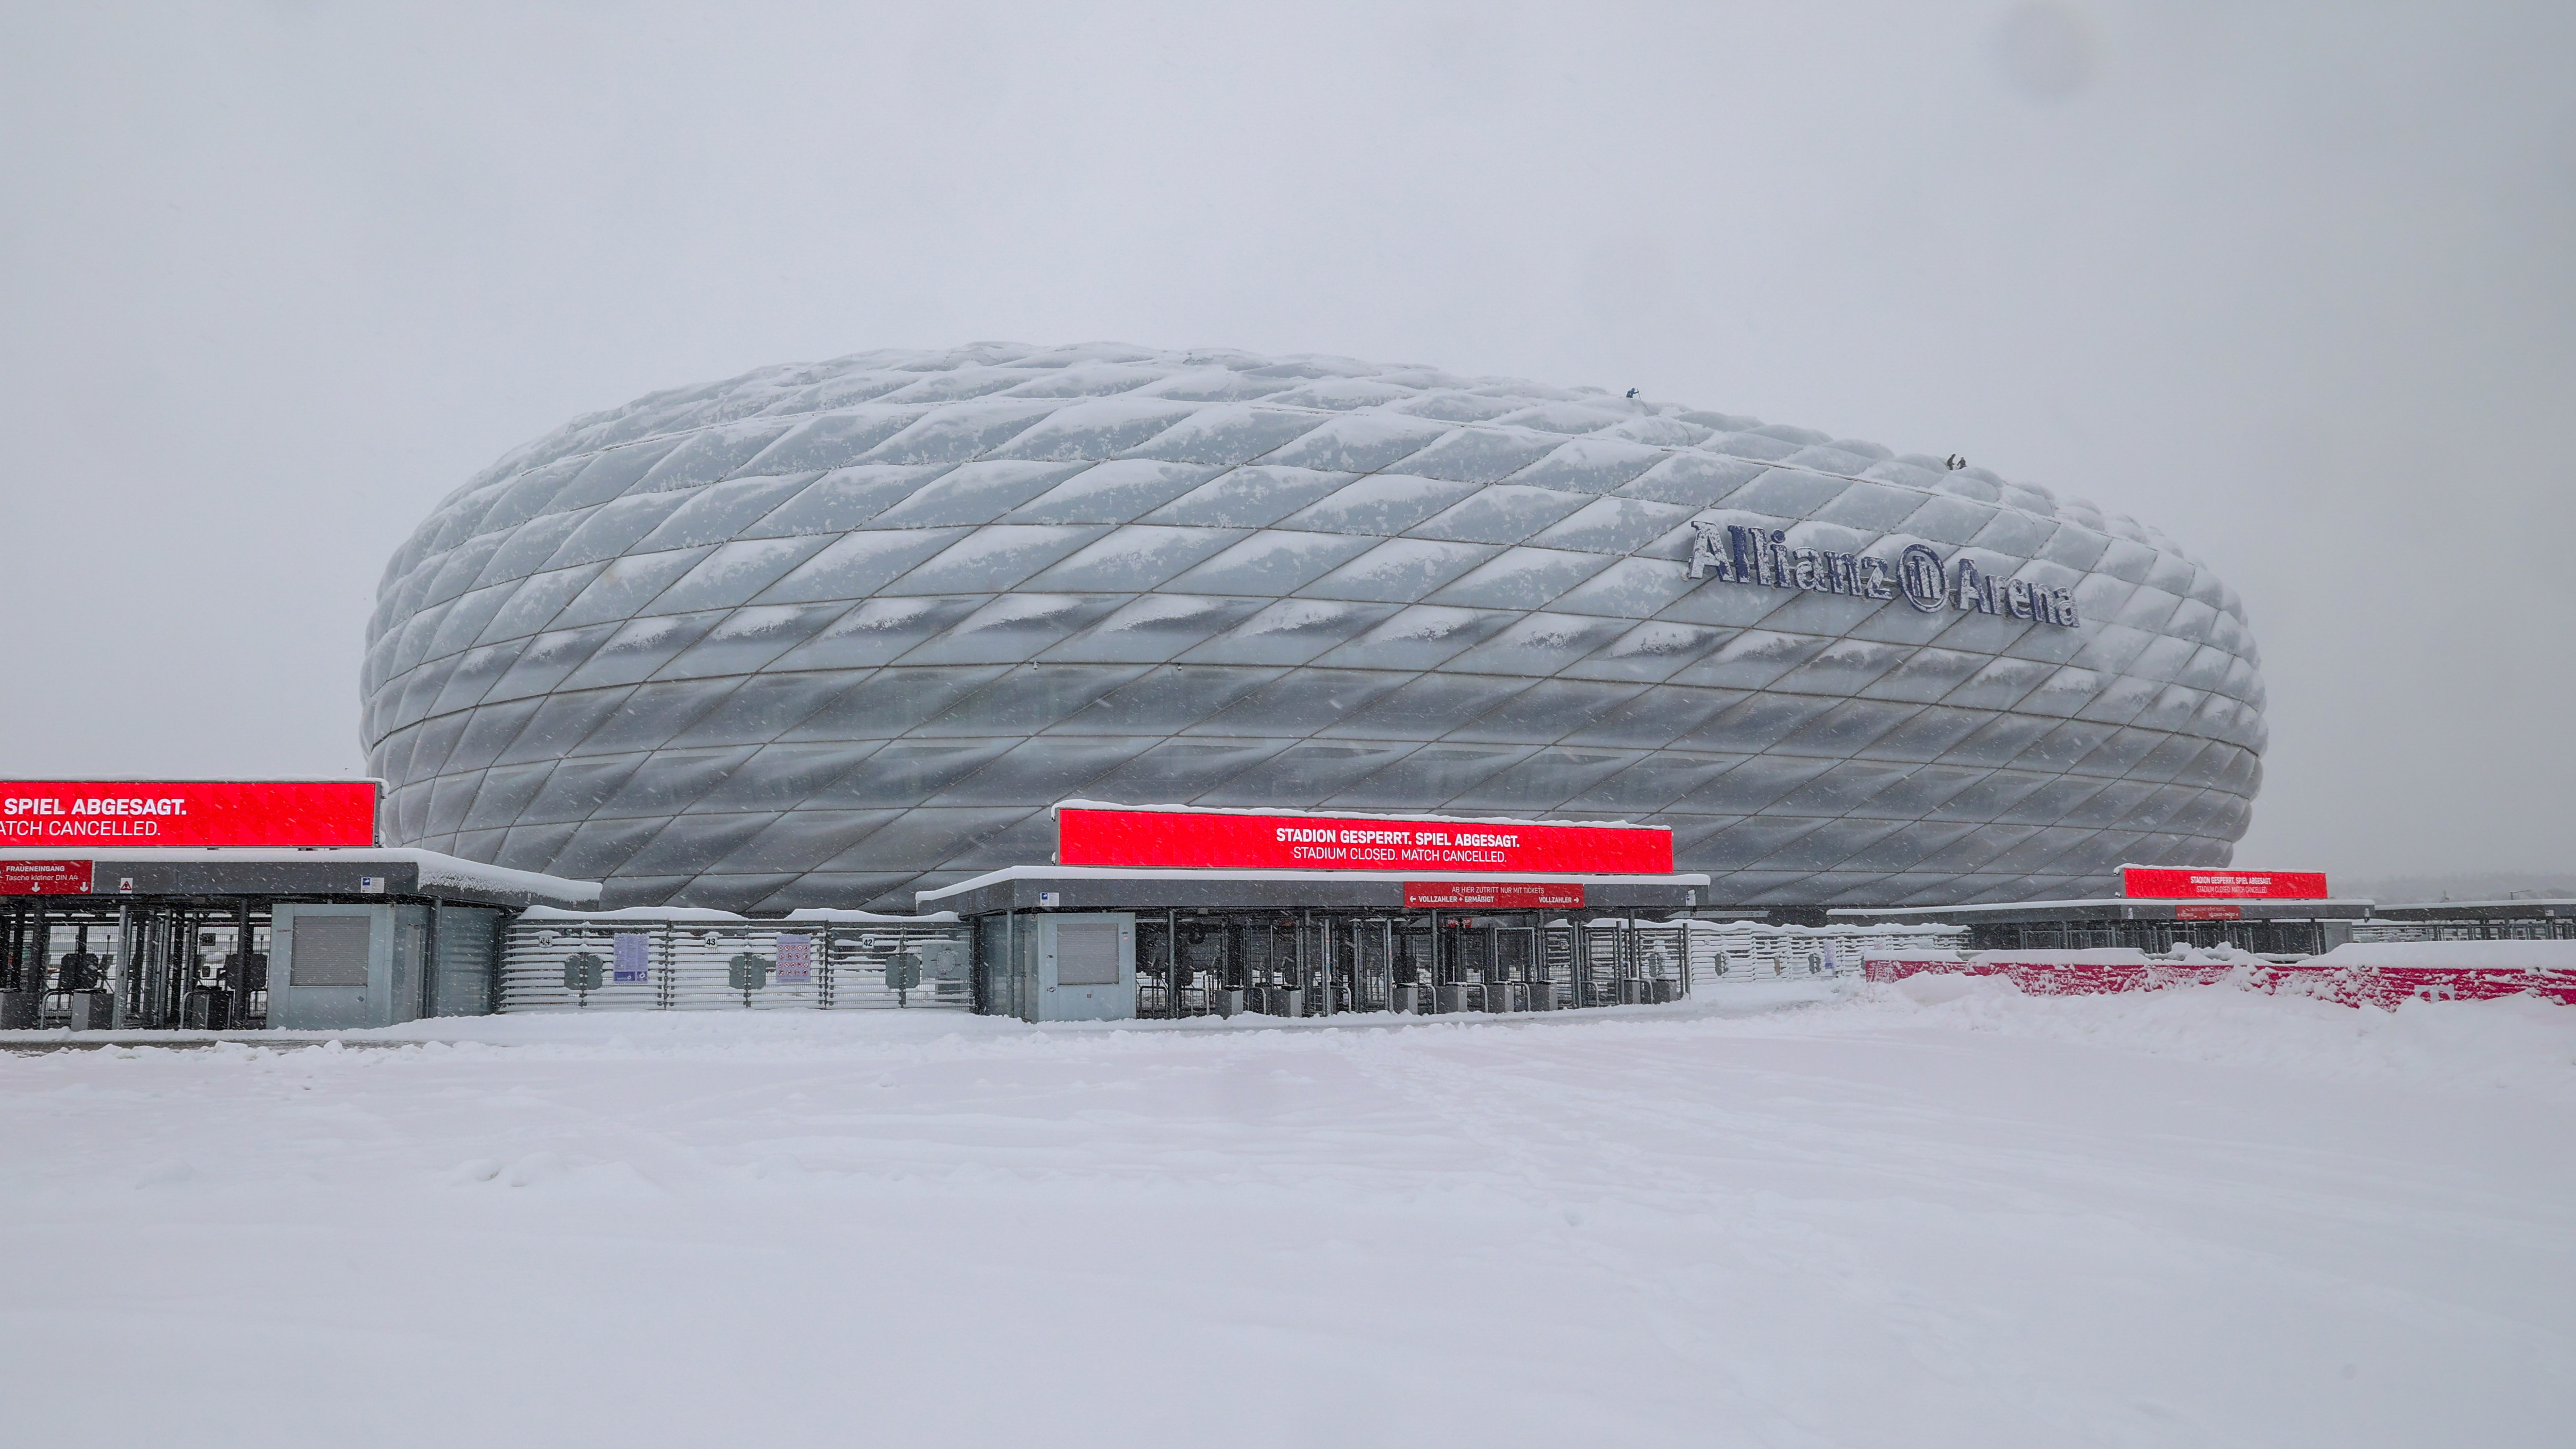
[364,343,2267,913]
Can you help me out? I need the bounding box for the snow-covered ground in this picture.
[3,980,2570,1447]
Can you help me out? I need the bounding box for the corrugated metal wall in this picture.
[499,915,970,1012]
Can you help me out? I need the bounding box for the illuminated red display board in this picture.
[2121,867,2327,900]
[1057,805,1673,874]
[0,860,94,895]
[0,781,378,849]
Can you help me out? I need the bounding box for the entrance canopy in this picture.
[1827,894,2376,957]
[2373,899,2575,922]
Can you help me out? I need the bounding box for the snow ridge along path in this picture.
[2,981,2569,1448]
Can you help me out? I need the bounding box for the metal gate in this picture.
[1119,911,1697,1018]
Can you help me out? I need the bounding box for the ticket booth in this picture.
[930,865,1707,1023]
[1028,913,1137,1023]
[268,903,399,1031]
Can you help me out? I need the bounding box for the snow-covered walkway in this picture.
[2,979,2569,1447]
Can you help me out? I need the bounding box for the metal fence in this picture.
[498,910,1963,1018]
[2352,919,2576,943]
[1126,913,1699,1018]
[1687,921,1969,983]
[499,911,970,1013]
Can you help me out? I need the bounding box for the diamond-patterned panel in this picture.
[368,343,2265,911]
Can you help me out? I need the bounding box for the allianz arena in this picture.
[364,343,2265,913]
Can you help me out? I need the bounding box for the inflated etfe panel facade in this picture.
[366,344,2265,911]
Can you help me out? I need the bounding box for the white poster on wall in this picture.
[612,933,652,984]
[775,933,813,984]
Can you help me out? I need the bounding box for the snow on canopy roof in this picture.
[519,905,747,923]
[918,865,1710,903]
[0,847,600,905]
[518,905,959,925]
[409,854,602,904]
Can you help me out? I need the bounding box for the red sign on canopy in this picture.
[1056,805,1672,874]
[0,781,378,849]
[2122,867,2327,900]
[0,860,94,896]
[1403,881,1586,909]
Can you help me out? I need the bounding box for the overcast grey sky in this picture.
[2,1,2567,885]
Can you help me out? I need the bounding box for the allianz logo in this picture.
[1685,519,2081,628]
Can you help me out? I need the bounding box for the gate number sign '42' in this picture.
[1687,521,2080,628]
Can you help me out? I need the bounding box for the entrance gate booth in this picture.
[937,804,1707,1024]
[928,865,1710,1024]
[0,850,599,1031]
[1826,865,2375,956]
[2365,899,2576,942]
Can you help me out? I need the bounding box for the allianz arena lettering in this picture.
[1685,523,2081,627]
[367,343,2265,912]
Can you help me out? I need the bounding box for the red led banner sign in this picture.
[2122,867,2327,901]
[1403,881,1586,909]
[1057,805,1673,874]
[0,860,94,896]
[0,781,379,848]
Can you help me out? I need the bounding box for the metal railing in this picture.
[1682,921,1967,983]
[2352,919,2576,943]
